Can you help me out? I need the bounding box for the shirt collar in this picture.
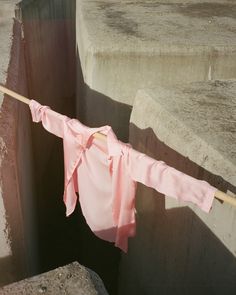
[68,119,124,157]
[85,125,123,157]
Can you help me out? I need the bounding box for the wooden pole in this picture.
[0,84,30,105]
[0,84,236,208]
[214,190,236,207]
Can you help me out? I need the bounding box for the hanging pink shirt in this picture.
[29,100,217,252]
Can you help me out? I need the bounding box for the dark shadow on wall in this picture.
[32,125,122,295]
[35,49,133,295]
[129,124,236,194]
[120,199,236,294]
[0,256,17,287]
[20,2,132,295]
[76,47,132,142]
[30,43,133,295]
[118,124,236,295]
[74,48,134,294]
[0,18,37,284]
[20,1,78,287]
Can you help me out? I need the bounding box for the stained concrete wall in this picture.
[0,1,17,285]
[0,1,37,286]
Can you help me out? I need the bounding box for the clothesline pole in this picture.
[0,84,236,208]
[0,84,30,105]
[215,190,236,207]
[0,84,107,140]
[0,85,107,141]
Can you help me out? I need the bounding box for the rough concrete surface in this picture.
[131,80,236,187]
[118,80,236,295]
[0,1,18,104]
[0,262,109,295]
[76,0,236,106]
[1,0,42,288]
[0,0,21,284]
[130,79,236,251]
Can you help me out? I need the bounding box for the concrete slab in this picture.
[76,0,236,106]
[0,262,109,295]
[119,80,236,295]
[131,80,236,187]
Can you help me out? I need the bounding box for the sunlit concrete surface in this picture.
[119,80,236,295]
[132,80,236,186]
[76,0,236,106]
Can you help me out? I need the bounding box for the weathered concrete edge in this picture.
[130,89,235,187]
[0,261,109,295]
[76,0,236,107]
[76,0,236,55]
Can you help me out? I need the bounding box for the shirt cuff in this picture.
[200,186,217,213]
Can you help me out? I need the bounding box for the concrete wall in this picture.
[118,85,236,295]
[0,1,17,285]
[0,1,37,286]
[0,0,77,287]
[20,0,77,274]
[21,0,76,181]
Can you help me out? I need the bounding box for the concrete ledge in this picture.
[76,0,236,106]
[0,262,108,295]
[119,80,236,294]
[131,80,236,187]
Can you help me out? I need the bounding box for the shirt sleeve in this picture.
[29,100,70,138]
[126,148,216,213]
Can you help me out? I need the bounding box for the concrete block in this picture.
[118,80,236,295]
[0,262,109,295]
[131,80,236,187]
[76,0,236,106]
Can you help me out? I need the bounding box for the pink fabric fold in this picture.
[29,100,217,252]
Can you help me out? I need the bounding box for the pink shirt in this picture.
[29,100,217,252]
